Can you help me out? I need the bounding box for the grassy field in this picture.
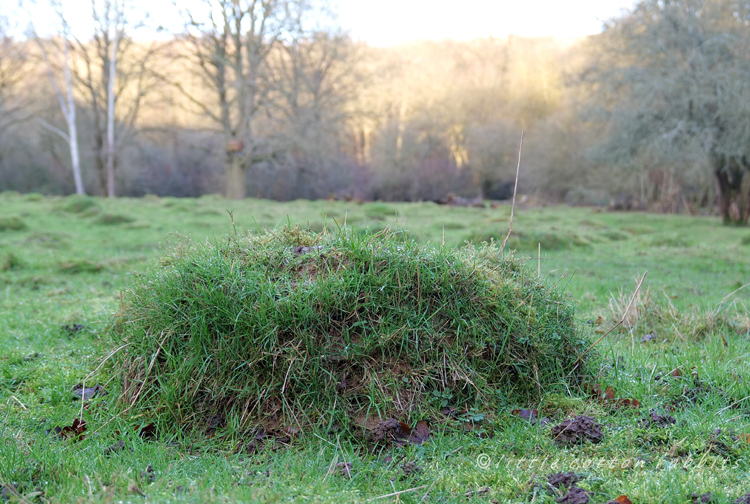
[1,192,749,503]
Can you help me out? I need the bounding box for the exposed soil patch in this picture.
[550,416,604,446]
[639,410,676,428]
[547,471,581,490]
[691,492,716,504]
[556,486,592,504]
[366,419,430,447]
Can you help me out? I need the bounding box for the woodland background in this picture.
[1,0,749,222]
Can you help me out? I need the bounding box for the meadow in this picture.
[1,192,749,503]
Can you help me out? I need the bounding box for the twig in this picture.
[78,342,131,421]
[569,271,648,371]
[537,243,541,276]
[718,282,750,307]
[501,131,524,253]
[8,396,27,410]
[420,479,439,502]
[366,485,429,502]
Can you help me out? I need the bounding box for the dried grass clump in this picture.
[111,226,591,437]
[608,278,750,343]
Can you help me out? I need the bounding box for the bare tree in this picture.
[32,1,85,194]
[174,0,311,200]
[582,0,750,223]
[71,0,160,196]
[105,0,122,197]
[0,16,30,137]
[264,30,362,197]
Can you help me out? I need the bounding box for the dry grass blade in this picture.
[570,271,648,371]
[366,485,429,502]
[501,131,524,253]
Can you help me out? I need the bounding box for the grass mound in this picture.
[61,195,100,214]
[95,213,135,225]
[0,215,27,231]
[112,227,591,437]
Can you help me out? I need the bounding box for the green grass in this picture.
[113,227,588,439]
[1,193,749,503]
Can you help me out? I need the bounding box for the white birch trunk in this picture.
[106,2,121,198]
[37,3,85,195]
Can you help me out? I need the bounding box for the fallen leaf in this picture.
[617,398,641,409]
[48,418,87,441]
[615,495,633,504]
[408,420,430,444]
[511,408,539,422]
[604,386,615,401]
[137,422,157,440]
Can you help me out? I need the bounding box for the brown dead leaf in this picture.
[604,386,615,401]
[407,420,430,444]
[614,495,633,504]
[48,418,87,441]
[137,422,157,440]
[511,408,539,422]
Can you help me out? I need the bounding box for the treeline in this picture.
[1,0,749,223]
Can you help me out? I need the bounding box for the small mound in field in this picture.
[96,213,135,225]
[61,195,100,214]
[111,227,591,437]
[0,215,27,231]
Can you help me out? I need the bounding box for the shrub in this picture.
[112,227,591,437]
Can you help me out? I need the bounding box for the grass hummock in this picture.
[112,226,591,438]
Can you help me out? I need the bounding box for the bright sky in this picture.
[333,0,637,46]
[15,0,637,44]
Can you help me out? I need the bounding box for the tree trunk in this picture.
[106,7,120,198]
[713,154,750,225]
[94,132,107,196]
[225,152,246,200]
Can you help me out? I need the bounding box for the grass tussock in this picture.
[60,195,100,214]
[58,259,106,274]
[0,215,28,231]
[112,226,591,437]
[608,279,750,342]
[96,213,135,225]
[469,229,590,251]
